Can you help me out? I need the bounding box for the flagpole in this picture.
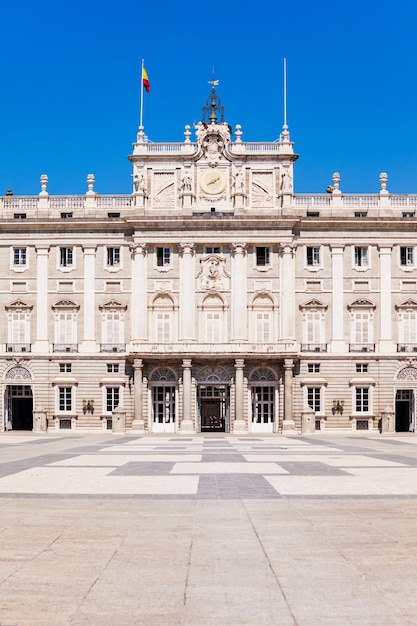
[139,58,144,130]
[283,57,287,128]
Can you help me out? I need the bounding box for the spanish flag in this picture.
[142,66,150,93]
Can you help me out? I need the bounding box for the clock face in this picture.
[200,168,226,194]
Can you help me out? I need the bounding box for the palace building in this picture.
[1,85,417,435]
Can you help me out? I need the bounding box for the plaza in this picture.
[1,431,417,625]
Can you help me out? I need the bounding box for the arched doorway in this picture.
[395,366,417,432]
[4,366,34,431]
[149,367,177,433]
[249,367,278,433]
[195,366,231,433]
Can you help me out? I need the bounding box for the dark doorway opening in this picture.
[395,389,413,432]
[7,386,33,430]
[198,385,229,433]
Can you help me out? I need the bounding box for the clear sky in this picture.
[1,0,417,196]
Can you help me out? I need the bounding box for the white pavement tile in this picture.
[265,467,417,496]
[48,454,202,466]
[0,467,199,495]
[170,462,288,474]
[242,454,408,467]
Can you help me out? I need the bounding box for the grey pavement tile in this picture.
[201,453,247,462]
[278,461,351,476]
[109,462,175,476]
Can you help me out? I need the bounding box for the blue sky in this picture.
[1,0,417,196]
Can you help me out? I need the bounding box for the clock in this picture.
[200,168,226,194]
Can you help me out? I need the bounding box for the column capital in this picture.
[130,242,147,256]
[35,245,50,254]
[234,358,245,369]
[230,242,247,256]
[182,358,192,369]
[82,244,97,254]
[284,358,294,370]
[330,244,345,253]
[279,242,296,256]
[179,243,195,256]
[133,358,143,369]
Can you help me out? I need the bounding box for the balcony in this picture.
[129,342,297,356]
[349,343,375,353]
[6,343,31,353]
[53,344,78,353]
[301,343,328,353]
[397,343,417,353]
[100,343,126,353]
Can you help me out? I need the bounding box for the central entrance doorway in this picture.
[5,385,33,430]
[395,389,414,432]
[198,385,230,433]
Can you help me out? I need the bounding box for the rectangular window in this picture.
[307,387,321,412]
[106,387,120,412]
[13,248,27,266]
[401,311,417,344]
[59,363,72,373]
[354,246,369,267]
[355,387,369,412]
[400,247,414,266]
[59,387,72,412]
[11,312,27,343]
[206,312,221,343]
[60,247,73,267]
[107,363,120,373]
[306,247,320,266]
[353,311,370,343]
[156,247,171,266]
[306,311,322,343]
[104,312,122,344]
[308,363,320,373]
[356,363,368,373]
[255,312,271,343]
[107,247,120,266]
[206,247,221,254]
[57,312,75,344]
[256,247,270,266]
[156,312,172,343]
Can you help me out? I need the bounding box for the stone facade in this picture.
[1,86,417,434]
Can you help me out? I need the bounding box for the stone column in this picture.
[282,358,295,432]
[180,359,194,433]
[131,243,148,342]
[32,245,49,353]
[379,246,395,352]
[80,245,97,352]
[131,358,145,432]
[233,358,246,433]
[231,243,247,341]
[280,243,296,340]
[179,243,196,341]
[330,245,346,352]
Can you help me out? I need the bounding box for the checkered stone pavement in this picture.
[1,433,417,498]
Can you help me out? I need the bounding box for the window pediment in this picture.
[52,299,80,311]
[99,299,127,311]
[299,298,328,311]
[396,298,417,311]
[6,299,33,311]
[348,298,375,310]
